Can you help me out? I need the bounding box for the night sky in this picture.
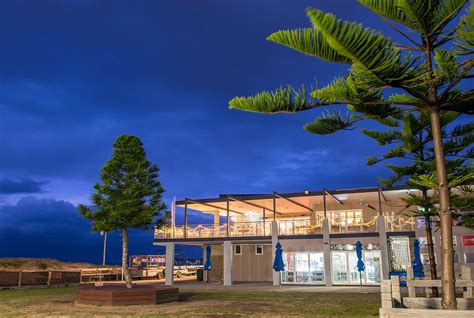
[0,1,466,264]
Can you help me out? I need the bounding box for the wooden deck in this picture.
[76,284,179,306]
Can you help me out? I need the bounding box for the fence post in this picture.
[407,268,415,298]
[381,280,392,308]
[47,271,52,286]
[18,271,22,287]
[390,275,401,305]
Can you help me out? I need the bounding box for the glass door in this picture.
[295,253,310,283]
[281,252,295,283]
[348,252,363,284]
[331,252,348,284]
[309,253,325,284]
[364,251,381,284]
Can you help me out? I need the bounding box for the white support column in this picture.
[165,242,175,286]
[223,241,232,286]
[378,215,390,279]
[323,218,332,286]
[214,211,220,236]
[271,220,280,286]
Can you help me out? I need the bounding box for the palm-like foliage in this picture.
[364,111,472,187]
[408,167,474,220]
[363,110,472,284]
[229,0,473,309]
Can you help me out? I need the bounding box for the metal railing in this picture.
[154,221,272,239]
[329,216,378,234]
[279,219,322,235]
[385,215,415,232]
[154,215,417,239]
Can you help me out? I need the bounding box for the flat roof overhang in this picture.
[175,185,420,217]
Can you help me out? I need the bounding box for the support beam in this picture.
[380,188,389,202]
[226,196,230,237]
[274,192,313,213]
[165,242,175,286]
[323,191,327,219]
[323,219,332,286]
[184,200,188,238]
[263,208,266,236]
[186,198,245,215]
[223,241,232,286]
[228,195,283,215]
[272,193,276,221]
[378,186,390,279]
[271,221,280,286]
[378,187,383,216]
[324,189,344,205]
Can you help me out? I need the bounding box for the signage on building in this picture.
[463,236,474,247]
[330,243,379,251]
[416,217,425,229]
[418,237,436,248]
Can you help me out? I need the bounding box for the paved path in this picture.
[113,279,381,293]
[174,281,381,293]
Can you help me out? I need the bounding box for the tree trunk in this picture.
[122,228,133,288]
[430,110,456,310]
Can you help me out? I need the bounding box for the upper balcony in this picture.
[154,187,419,241]
[154,215,415,239]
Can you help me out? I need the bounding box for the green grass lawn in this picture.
[0,286,380,317]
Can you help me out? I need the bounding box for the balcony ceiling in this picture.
[176,188,420,216]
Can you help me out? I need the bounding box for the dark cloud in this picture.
[0,178,48,195]
[0,196,202,263]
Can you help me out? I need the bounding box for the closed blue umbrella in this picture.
[204,245,212,271]
[273,242,284,271]
[355,241,365,288]
[412,239,425,278]
[204,245,212,287]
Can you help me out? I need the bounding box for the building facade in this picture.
[154,186,474,286]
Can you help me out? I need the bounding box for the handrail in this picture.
[407,279,472,287]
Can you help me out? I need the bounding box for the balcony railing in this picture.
[154,215,417,240]
[154,221,272,239]
[329,216,378,234]
[385,215,415,232]
[279,219,322,236]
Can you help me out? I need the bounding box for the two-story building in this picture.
[154,186,474,286]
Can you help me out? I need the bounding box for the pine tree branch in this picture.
[380,16,421,47]
[439,58,474,103]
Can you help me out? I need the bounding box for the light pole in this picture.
[100,231,107,266]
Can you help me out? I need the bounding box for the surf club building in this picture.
[153,186,474,286]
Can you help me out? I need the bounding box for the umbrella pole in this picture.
[359,271,362,292]
[206,271,209,290]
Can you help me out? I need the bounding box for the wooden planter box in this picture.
[76,285,179,306]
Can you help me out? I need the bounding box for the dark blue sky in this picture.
[0,1,461,264]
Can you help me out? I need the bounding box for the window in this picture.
[465,253,474,264]
[256,245,263,255]
[234,244,241,255]
[281,252,324,284]
[389,237,411,271]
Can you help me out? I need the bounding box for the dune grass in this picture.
[0,286,380,317]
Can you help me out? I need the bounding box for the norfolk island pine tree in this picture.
[79,135,168,288]
[229,1,473,309]
[362,111,472,297]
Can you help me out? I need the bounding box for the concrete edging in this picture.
[380,308,474,317]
